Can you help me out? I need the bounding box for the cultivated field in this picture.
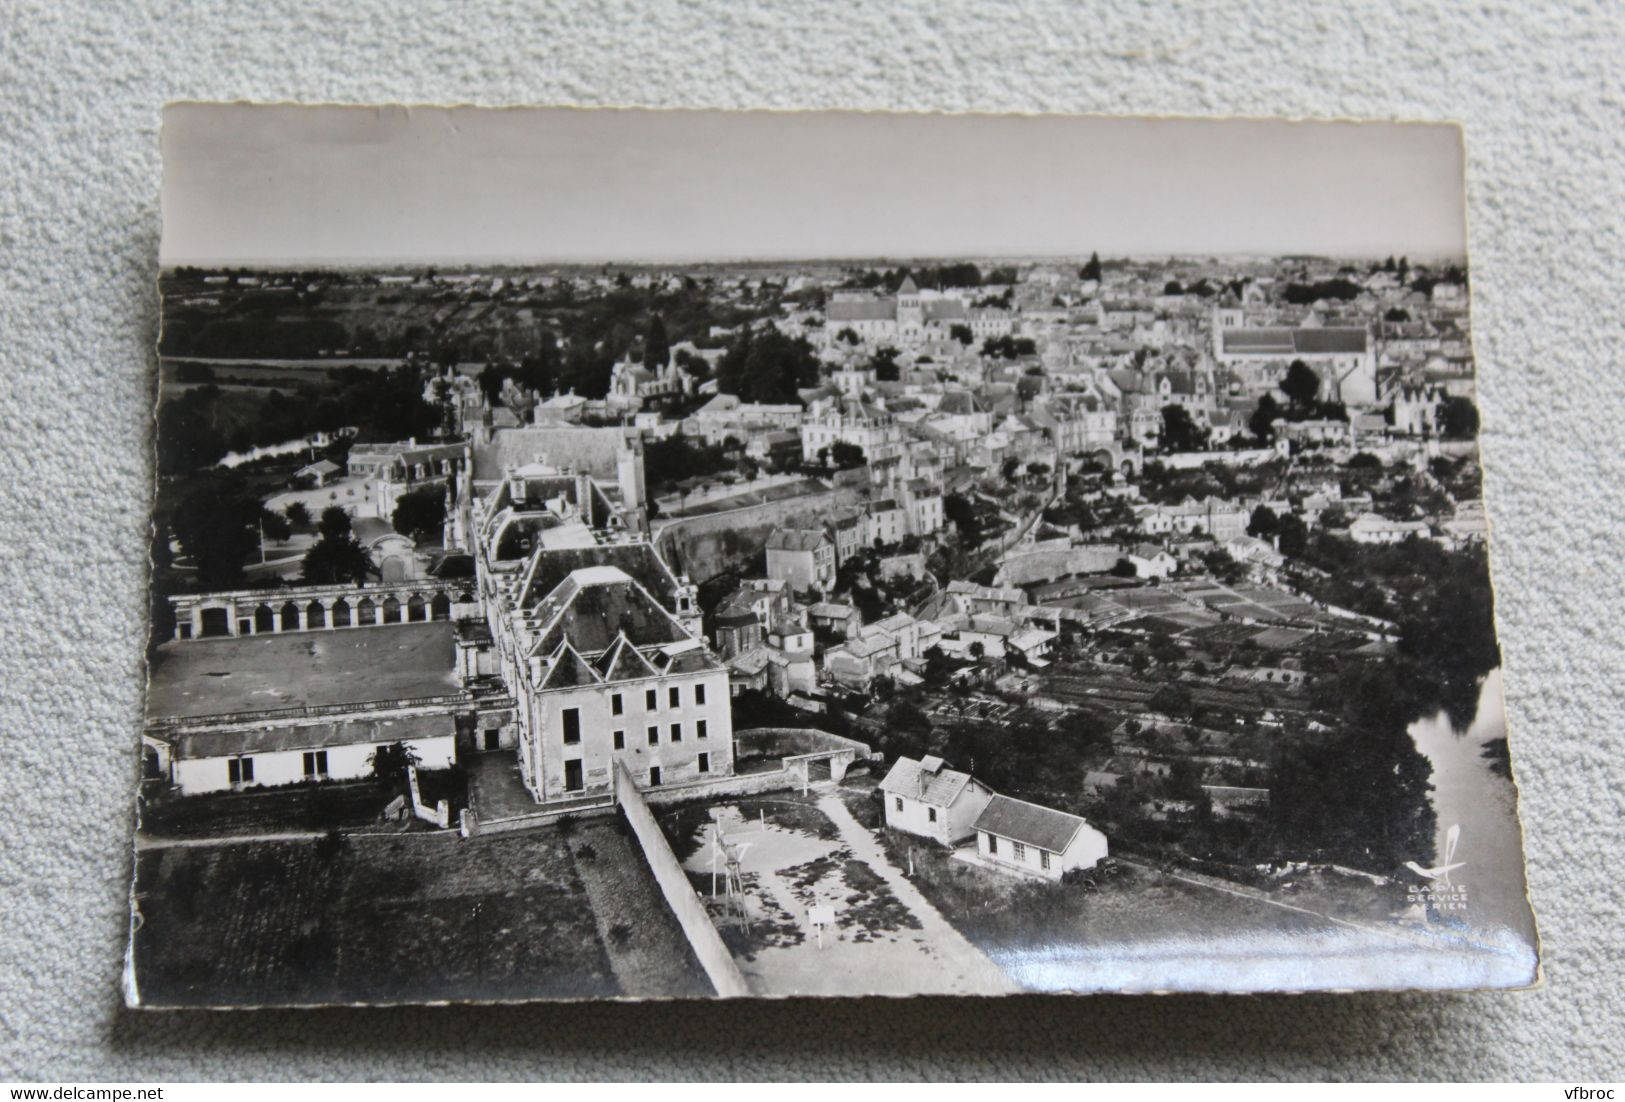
[131,829,621,1006]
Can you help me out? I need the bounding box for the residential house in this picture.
[973,794,1109,880]
[766,528,836,592]
[880,755,996,847]
[1348,513,1431,544]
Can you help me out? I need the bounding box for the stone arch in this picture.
[406,593,427,622]
[379,555,409,583]
[430,592,452,621]
[381,595,402,624]
[305,601,327,630]
[199,607,230,637]
[253,604,275,634]
[279,601,301,631]
[357,597,377,625]
[330,597,351,628]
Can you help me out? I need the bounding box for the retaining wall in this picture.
[613,762,750,998]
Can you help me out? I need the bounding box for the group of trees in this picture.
[980,335,1038,360]
[841,263,1017,291]
[1245,504,1309,557]
[301,507,372,585]
[714,325,821,403]
[643,434,734,495]
[157,365,439,477]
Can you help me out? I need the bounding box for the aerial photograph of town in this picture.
[127,105,1538,1007]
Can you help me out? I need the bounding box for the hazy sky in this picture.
[160,104,1467,266]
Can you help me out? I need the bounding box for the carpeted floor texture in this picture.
[2,0,1621,1082]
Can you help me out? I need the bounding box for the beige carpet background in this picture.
[2,0,1621,1081]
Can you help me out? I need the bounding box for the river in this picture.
[1406,668,1540,967]
[214,428,353,469]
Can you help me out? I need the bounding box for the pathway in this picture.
[815,795,1017,994]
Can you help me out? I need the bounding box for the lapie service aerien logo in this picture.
[1405,823,1469,911]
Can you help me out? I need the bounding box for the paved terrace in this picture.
[146,620,459,721]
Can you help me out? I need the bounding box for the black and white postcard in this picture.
[129,104,1538,1006]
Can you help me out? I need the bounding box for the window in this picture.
[927,807,937,823]
[698,752,710,774]
[647,726,659,747]
[561,707,581,745]
[1040,851,1051,871]
[894,796,904,812]
[670,723,682,743]
[228,757,254,785]
[1012,842,1027,862]
[669,686,681,708]
[611,692,623,716]
[564,759,584,792]
[613,730,625,751]
[302,750,328,778]
[648,766,662,787]
[696,720,708,740]
[484,729,500,751]
[645,688,658,711]
[986,833,997,854]
[695,683,706,705]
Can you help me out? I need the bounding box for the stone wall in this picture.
[613,762,749,998]
[654,485,865,583]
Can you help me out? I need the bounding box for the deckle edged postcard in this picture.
[129,103,1537,1008]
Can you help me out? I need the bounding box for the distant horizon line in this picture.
[161,250,1469,272]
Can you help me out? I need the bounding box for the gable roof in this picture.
[766,528,828,553]
[529,566,688,656]
[879,755,975,807]
[1221,327,1368,356]
[519,541,682,612]
[974,794,1089,853]
[829,299,897,322]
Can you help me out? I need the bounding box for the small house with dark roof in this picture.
[879,755,995,847]
[973,794,1108,880]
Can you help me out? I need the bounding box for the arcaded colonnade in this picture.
[169,579,476,640]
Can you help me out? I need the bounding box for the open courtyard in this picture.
[659,790,1016,996]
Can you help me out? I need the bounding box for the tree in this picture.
[1275,514,1309,558]
[867,345,901,382]
[715,326,821,403]
[1001,457,1023,483]
[477,362,508,406]
[368,741,421,792]
[303,506,372,585]
[836,327,860,346]
[1437,396,1480,439]
[1281,360,1322,410]
[1080,251,1102,282]
[392,484,447,542]
[1250,393,1284,443]
[642,313,670,369]
[829,441,866,470]
[167,472,269,589]
[949,323,973,345]
[1163,280,1184,295]
[1159,404,1206,453]
[1247,504,1279,539]
[284,501,312,528]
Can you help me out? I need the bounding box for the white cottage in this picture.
[878,755,995,848]
[973,794,1109,880]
